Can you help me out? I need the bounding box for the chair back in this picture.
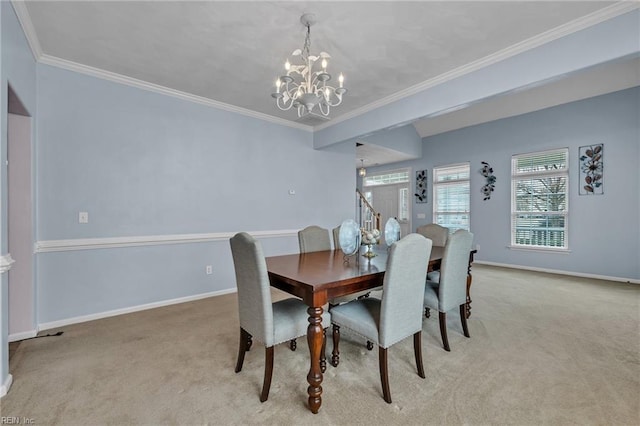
[230,232,274,346]
[298,225,331,253]
[332,226,341,250]
[379,233,432,348]
[438,229,474,312]
[416,223,449,247]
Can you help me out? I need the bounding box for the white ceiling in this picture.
[15,1,638,169]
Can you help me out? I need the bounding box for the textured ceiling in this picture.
[22,1,621,125]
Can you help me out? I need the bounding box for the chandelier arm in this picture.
[276,96,295,111]
[318,102,330,116]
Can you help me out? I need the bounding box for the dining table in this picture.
[265,245,477,413]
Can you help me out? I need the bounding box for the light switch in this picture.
[288,189,296,195]
[79,211,89,224]
[416,213,426,219]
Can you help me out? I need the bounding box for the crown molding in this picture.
[34,229,298,253]
[11,0,42,61]
[314,1,640,131]
[38,55,313,132]
[11,1,637,134]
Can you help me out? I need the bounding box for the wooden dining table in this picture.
[265,245,476,413]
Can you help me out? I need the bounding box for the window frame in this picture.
[510,148,569,251]
[432,162,471,232]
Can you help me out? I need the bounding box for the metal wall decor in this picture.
[415,169,427,203]
[480,161,496,200]
[579,144,603,195]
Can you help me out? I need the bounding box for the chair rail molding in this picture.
[34,229,299,253]
[0,254,15,274]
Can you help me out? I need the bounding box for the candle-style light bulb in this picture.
[285,60,291,71]
[275,78,280,93]
[321,58,327,70]
[338,73,344,88]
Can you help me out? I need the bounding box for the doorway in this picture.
[7,84,35,341]
[362,169,411,244]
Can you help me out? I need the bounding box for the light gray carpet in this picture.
[1,265,638,425]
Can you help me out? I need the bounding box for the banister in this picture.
[356,189,381,231]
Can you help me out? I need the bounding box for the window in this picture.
[511,148,568,249]
[398,188,409,221]
[363,170,409,186]
[433,163,470,231]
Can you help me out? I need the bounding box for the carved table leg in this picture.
[307,306,324,414]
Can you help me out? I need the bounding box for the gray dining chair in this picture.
[298,225,332,253]
[416,223,449,282]
[230,232,330,402]
[423,229,474,352]
[330,233,432,403]
[332,225,341,250]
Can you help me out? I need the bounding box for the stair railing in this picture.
[356,189,381,233]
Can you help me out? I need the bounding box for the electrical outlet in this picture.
[79,211,89,224]
[206,265,213,275]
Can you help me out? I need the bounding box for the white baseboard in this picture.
[39,288,237,331]
[0,373,13,398]
[8,329,38,342]
[474,260,640,284]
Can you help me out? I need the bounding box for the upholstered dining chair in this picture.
[230,232,330,402]
[416,223,449,282]
[330,233,432,403]
[416,223,449,246]
[298,225,332,253]
[423,229,474,352]
[332,225,341,250]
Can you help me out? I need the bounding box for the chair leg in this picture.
[259,346,274,402]
[320,328,327,373]
[235,328,250,373]
[289,338,297,351]
[413,331,425,379]
[425,307,431,318]
[378,347,392,403]
[460,304,470,338]
[331,324,340,367]
[439,312,450,352]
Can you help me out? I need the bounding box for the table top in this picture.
[265,246,445,305]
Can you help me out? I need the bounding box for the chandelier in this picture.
[359,159,367,177]
[272,13,347,118]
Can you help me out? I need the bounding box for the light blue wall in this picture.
[365,88,640,280]
[1,0,37,395]
[35,64,355,324]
